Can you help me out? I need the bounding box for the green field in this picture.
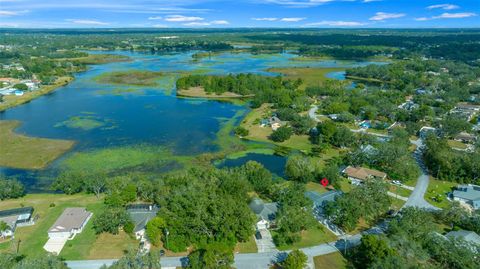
[425,177,457,208]
[268,67,346,90]
[314,252,348,269]
[235,236,258,253]
[274,225,337,251]
[0,120,75,169]
[95,70,164,86]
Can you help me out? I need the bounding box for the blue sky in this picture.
[0,0,479,28]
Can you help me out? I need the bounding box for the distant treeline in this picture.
[176,73,303,107]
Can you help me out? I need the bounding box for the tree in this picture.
[241,161,273,197]
[285,155,314,183]
[1,254,69,269]
[13,83,28,91]
[93,207,130,234]
[355,235,395,268]
[0,221,10,237]
[187,243,234,269]
[0,176,25,200]
[270,126,293,142]
[102,249,161,269]
[146,217,166,246]
[84,172,107,198]
[281,249,308,269]
[233,126,249,137]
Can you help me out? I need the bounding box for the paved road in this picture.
[308,105,321,122]
[402,139,439,211]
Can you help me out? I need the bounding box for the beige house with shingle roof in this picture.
[44,208,92,254]
[343,166,387,185]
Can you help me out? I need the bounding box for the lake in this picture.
[0,51,380,191]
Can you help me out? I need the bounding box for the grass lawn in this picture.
[447,140,468,150]
[177,86,253,99]
[0,120,75,169]
[268,67,345,90]
[391,197,406,211]
[65,231,139,260]
[388,185,412,198]
[235,236,258,253]
[306,182,329,194]
[314,252,347,269]
[425,177,457,209]
[0,194,103,257]
[337,178,353,193]
[274,225,337,251]
[239,104,313,151]
[0,76,73,112]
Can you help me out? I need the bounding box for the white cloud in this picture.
[0,10,28,16]
[210,20,229,25]
[148,16,162,20]
[252,17,278,21]
[433,12,477,19]
[306,20,366,26]
[414,17,430,21]
[165,15,204,22]
[363,0,382,2]
[65,19,109,25]
[369,12,405,21]
[427,4,459,10]
[280,17,305,22]
[183,22,210,26]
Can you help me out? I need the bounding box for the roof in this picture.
[48,208,92,233]
[454,132,476,141]
[305,190,343,207]
[343,166,387,181]
[0,207,33,218]
[127,204,159,233]
[446,230,480,245]
[249,198,278,222]
[453,185,480,201]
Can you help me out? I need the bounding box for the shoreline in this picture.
[0,76,74,112]
[176,86,254,99]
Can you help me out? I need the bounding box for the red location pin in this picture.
[320,178,329,187]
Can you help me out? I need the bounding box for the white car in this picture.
[392,180,401,185]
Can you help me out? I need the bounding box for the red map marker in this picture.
[320,178,329,187]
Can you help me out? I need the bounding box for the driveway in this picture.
[254,229,277,253]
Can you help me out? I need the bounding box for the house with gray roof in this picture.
[446,230,480,249]
[0,207,34,238]
[249,198,278,229]
[305,190,343,210]
[126,204,159,240]
[452,184,480,210]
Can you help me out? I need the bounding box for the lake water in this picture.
[0,51,380,191]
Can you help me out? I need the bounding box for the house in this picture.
[398,100,419,111]
[269,116,282,131]
[0,207,34,239]
[44,208,92,254]
[343,166,387,185]
[249,198,278,230]
[419,126,437,139]
[454,132,477,144]
[358,120,371,129]
[446,230,480,248]
[305,190,343,212]
[126,204,159,240]
[452,185,480,210]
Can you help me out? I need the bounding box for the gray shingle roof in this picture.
[453,185,480,201]
[48,208,92,233]
[446,230,480,245]
[249,198,278,222]
[127,205,159,233]
[305,190,343,207]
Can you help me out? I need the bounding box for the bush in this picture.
[270,126,293,142]
[234,126,249,137]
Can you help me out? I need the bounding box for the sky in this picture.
[0,0,479,28]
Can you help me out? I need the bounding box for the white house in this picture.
[44,208,92,254]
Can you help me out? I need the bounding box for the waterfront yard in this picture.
[0,120,75,169]
[268,67,345,90]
